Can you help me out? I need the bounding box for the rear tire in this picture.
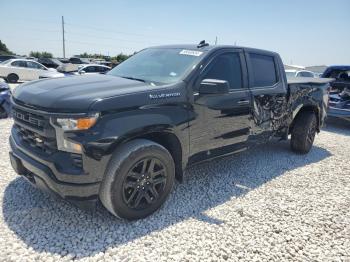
[99,139,175,220]
[290,111,317,154]
[7,73,19,83]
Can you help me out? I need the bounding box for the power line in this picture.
[64,31,171,46]
[65,22,193,42]
[0,16,59,25]
[66,39,134,50]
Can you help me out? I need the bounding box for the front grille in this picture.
[16,125,57,154]
[12,108,46,130]
[12,105,57,155]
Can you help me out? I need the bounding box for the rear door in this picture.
[10,60,28,80]
[26,61,47,80]
[245,51,288,140]
[189,49,251,163]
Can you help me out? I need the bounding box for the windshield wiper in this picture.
[120,76,147,83]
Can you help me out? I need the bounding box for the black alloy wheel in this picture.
[123,158,167,209]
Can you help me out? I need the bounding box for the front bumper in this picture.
[9,133,101,209]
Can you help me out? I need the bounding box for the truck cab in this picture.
[9,43,331,220]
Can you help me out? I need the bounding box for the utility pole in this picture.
[215,36,218,45]
[62,16,66,58]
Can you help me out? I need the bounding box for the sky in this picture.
[0,0,349,66]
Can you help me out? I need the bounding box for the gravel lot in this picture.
[0,117,349,261]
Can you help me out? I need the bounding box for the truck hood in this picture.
[12,74,153,112]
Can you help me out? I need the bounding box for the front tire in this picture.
[7,73,19,83]
[290,111,317,154]
[99,139,175,220]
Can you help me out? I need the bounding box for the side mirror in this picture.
[80,70,86,75]
[199,79,230,94]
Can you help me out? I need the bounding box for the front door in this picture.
[189,50,252,163]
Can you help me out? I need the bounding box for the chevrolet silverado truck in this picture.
[9,42,332,220]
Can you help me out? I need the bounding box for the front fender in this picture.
[67,105,190,163]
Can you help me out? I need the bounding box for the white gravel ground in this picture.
[0,117,349,262]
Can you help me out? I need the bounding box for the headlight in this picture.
[51,113,99,153]
[56,114,99,131]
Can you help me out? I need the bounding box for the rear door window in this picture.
[249,53,278,87]
[83,66,95,73]
[98,66,109,73]
[26,61,45,70]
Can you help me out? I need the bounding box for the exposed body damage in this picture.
[9,44,332,219]
[251,84,323,135]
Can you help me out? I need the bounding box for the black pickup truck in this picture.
[9,43,332,220]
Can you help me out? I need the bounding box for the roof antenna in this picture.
[197,40,209,48]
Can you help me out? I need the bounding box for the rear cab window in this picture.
[248,53,278,87]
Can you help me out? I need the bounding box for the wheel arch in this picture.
[290,104,320,134]
[103,127,186,182]
[125,131,184,182]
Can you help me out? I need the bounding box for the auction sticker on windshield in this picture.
[179,50,203,56]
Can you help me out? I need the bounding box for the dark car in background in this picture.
[322,66,350,120]
[38,58,63,69]
[57,58,70,64]
[0,80,11,118]
[0,55,19,63]
[69,57,91,64]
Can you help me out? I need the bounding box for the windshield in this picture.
[80,58,90,64]
[51,58,63,65]
[108,48,204,85]
[0,60,11,65]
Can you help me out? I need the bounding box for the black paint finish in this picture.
[9,44,331,206]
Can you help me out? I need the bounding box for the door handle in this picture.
[237,100,249,105]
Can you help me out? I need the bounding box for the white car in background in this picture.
[0,59,64,83]
[285,69,315,78]
[74,64,111,75]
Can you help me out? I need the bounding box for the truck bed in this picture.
[287,77,334,85]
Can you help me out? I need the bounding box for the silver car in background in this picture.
[285,69,315,78]
[74,64,111,75]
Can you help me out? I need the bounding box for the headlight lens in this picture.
[51,113,99,153]
[56,114,99,131]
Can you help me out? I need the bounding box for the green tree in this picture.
[78,53,108,59]
[29,51,53,58]
[0,40,14,55]
[115,53,131,63]
[111,53,131,63]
